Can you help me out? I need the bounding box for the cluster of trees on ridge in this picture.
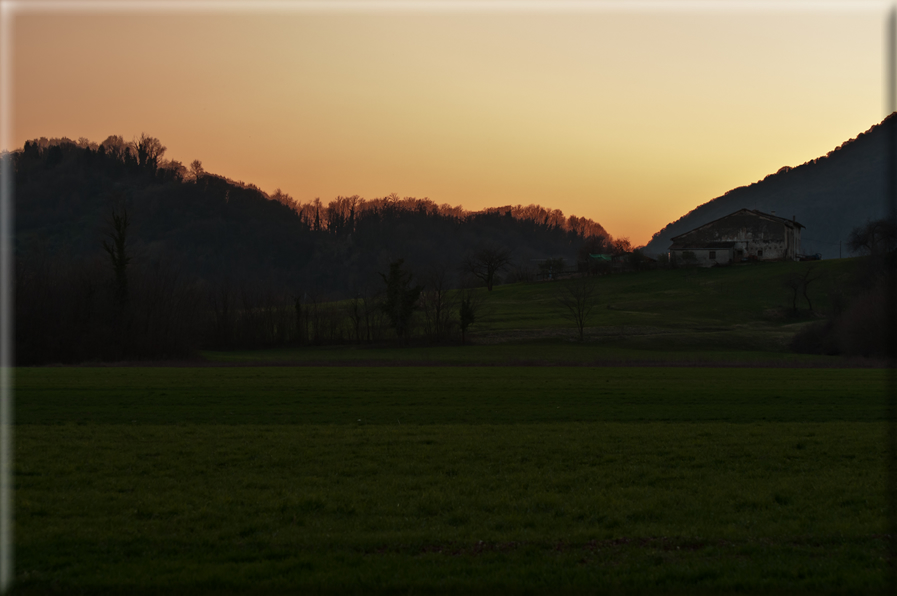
[10,134,636,364]
[11,134,625,293]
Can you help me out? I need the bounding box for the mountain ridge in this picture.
[643,113,895,259]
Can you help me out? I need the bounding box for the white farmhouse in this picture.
[669,209,804,267]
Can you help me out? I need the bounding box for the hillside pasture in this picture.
[202,258,862,365]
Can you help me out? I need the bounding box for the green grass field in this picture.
[14,366,889,594]
[475,259,853,339]
[201,259,862,366]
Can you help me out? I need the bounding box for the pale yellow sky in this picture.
[7,3,889,244]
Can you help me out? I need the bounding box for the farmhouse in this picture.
[669,209,804,267]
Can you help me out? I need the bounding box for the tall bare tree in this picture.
[462,245,511,291]
[783,264,823,316]
[102,206,131,308]
[420,264,457,342]
[556,276,599,341]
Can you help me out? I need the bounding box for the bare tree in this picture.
[380,259,423,342]
[848,218,897,256]
[420,264,458,342]
[801,265,823,314]
[189,159,205,182]
[102,206,131,308]
[783,264,823,316]
[133,133,166,172]
[462,245,511,291]
[556,276,599,341]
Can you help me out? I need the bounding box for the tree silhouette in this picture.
[102,206,132,308]
[463,245,511,291]
[189,160,205,182]
[847,218,896,256]
[783,264,823,316]
[380,259,423,341]
[556,276,599,341]
[134,133,166,173]
[420,264,457,342]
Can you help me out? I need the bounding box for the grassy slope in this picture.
[473,259,853,341]
[14,367,888,593]
[203,259,860,364]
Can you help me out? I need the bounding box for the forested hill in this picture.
[10,135,610,296]
[643,113,896,259]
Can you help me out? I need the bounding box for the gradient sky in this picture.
[6,1,889,244]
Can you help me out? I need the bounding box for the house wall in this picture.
[670,248,733,267]
[673,212,799,261]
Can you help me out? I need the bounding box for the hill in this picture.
[643,113,895,259]
[10,135,610,296]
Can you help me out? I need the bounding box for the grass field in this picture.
[200,259,863,366]
[479,259,857,332]
[14,366,889,594]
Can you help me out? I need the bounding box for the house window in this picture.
[709,251,716,259]
[757,250,763,258]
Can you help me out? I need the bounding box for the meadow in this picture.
[14,365,889,594]
[201,258,860,365]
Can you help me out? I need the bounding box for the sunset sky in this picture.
[4,1,890,245]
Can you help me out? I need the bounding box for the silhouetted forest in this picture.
[9,134,613,363]
[644,113,896,259]
[13,135,611,290]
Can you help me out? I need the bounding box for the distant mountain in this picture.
[10,136,610,296]
[643,114,895,259]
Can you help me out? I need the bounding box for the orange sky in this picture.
[5,2,889,245]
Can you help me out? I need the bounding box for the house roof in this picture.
[670,208,805,242]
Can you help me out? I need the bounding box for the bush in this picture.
[790,282,892,357]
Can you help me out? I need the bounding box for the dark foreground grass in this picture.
[16,367,887,424]
[13,366,890,594]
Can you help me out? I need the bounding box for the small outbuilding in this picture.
[669,208,804,267]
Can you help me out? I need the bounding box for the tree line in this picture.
[12,134,618,297]
[8,134,622,363]
[14,205,497,363]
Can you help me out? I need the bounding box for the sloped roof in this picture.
[670,208,804,242]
